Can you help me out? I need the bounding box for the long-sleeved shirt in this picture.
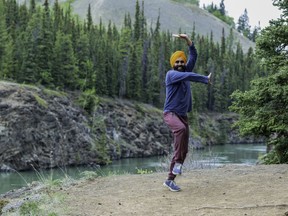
[163,44,208,116]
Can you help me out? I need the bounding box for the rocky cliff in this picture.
[0,82,101,171]
[0,82,172,171]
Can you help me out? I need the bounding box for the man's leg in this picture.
[163,112,189,180]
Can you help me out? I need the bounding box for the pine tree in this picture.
[146,12,161,105]
[140,1,147,40]
[118,25,131,98]
[37,0,53,85]
[133,0,141,41]
[0,0,8,75]
[20,10,43,83]
[18,3,29,32]
[29,0,36,15]
[105,21,119,97]
[5,0,19,39]
[75,31,90,89]
[237,9,251,38]
[86,4,93,32]
[127,42,141,100]
[52,0,63,40]
[219,0,225,16]
[94,39,108,96]
[52,31,78,89]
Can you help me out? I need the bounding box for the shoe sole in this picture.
[163,182,181,192]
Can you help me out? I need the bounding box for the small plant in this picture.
[136,168,153,174]
[33,93,48,108]
[20,201,42,215]
[43,89,66,97]
[0,199,9,212]
[78,88,99,114]
[80,171,98,181]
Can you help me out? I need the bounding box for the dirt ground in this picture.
[52,164,288,216]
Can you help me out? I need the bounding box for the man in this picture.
[163,34,211,192]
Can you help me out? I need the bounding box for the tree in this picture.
[37,0,53,85]
[219,0,225,16]
[230,0,288,164]
[237,9,251,38]
[0,0,8,75]
[52,31,78,89]
[86,4,93,32]
[118,25,131,98]
[20,10,43,83]
[133,0,141,41]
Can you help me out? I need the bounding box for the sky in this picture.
[199,0,282,28]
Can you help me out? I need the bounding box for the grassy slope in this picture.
[71,0,255,52]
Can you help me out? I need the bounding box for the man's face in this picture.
[173,57,186,72]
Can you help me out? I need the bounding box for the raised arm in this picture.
[178,34,197,72]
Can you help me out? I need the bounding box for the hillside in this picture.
[17,0,255,52]
[73,0,255,52]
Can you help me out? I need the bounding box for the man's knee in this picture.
[178,124,187,134]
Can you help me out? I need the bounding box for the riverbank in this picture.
[1,164,288,215]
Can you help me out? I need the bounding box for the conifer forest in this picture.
[0,0,264,112]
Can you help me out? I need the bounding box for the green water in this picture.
[0,143,266,195]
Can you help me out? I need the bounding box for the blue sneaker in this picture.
[163,180,181,192]
[172,163,182,175]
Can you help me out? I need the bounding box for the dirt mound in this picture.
[54,164,288,216]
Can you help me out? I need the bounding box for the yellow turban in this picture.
[170,51,187,68]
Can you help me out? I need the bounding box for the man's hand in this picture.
[208,73,212,85]
[178,34,192,46]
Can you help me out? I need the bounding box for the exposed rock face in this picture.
[0,82,172,171]
[95,99,172,160]
[0,82,99,171]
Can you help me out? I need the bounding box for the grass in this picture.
[33,93,48,108]
[156,150,220,173]
[1,165,77,215]
[43,89,66,98]
[136,168,154,174]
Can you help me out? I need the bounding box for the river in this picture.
[0,143,266,195]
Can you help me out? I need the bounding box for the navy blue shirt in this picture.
[164,44,208,116]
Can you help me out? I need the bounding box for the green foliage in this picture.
[78,88,99,113]
[43,88,66,97]
[230,68,288,136]
[172,0,199,6]
[33,93,48,108]
[212,10,235,27]
[204,2,235,27]
[134,103,145,116]
[20,201,42,215]
[0,199,9,212]
[80,171,98,181]
[136,168,153,174]
[230,1,288,164]
[19,198,59,215]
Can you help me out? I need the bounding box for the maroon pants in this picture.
[163,112,189,180]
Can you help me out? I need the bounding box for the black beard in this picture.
[173,65,186,72]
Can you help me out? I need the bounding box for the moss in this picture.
[20,201,42,215]
[43,89,66,98]
[20,83,39,91]
[33,93,48,108]
[0,199,9,212]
